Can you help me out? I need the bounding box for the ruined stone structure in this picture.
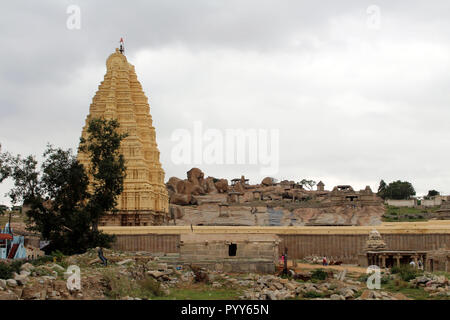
[434,202,450,220]
[317,181,325,191]
[360,230,431,269]
[328,185,382,207]
[427,248,450,272]
[365,229,387,251]
[178,233,279,273]
[78,48,169,226]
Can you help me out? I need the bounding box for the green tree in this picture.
[0,205,8,216]
[299,179,316,190]
[426,190,439,199]
[381,180,416,200]
[8,146,115,254]
[0,144,12,183]
[377,179,387,197]
[7,118,126,254]
[79,118,128,231]
[7,154,40,205]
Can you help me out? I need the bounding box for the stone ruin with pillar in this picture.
[359,229,429,270]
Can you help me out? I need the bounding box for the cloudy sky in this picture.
[1,1,450,205]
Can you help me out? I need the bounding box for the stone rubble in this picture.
[1,249,449,300]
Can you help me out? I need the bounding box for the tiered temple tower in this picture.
[78,47,169,226]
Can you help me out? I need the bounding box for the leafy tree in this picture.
[0,205,8,216]
[7,118,126,254]
[79,118,128,231]
[426,190,439,198]
[299,179,316,190]
[7,154,40,205]
[0,144,12,183]
[377,179,387,195]
[8,146,114,254]
[379,180,416,200]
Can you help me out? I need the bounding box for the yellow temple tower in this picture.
[78,44,169,226]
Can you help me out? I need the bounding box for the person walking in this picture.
[418,259,423,270]
[97,247,108,266]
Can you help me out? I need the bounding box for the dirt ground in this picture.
[288,261,368,275]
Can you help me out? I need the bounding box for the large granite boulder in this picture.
[169,193,192,206]
[187,168,204,186]
[214,179,229,193]
[261,177,275,186]
[204,177,218,194]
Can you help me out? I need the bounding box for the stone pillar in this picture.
[412,255,419,268]
[381,255,387,268]
[394,255,402,267]
[426,258,432,272]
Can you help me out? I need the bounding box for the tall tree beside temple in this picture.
[79,118,128,231]
[6,144,115,254]
[5,117,127,254]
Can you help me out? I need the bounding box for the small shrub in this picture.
[304,291,322,298]
[381,275,390,284]
[102,270,135,299]
[393,279,408,288]
[50,250,68,269]
[0,263,13,279]
[138,277,164,297]
[358,273,369,283]
[9,260,24,274]
[31,255,53,266]
[311,269,328,281]
[391,265,421,282]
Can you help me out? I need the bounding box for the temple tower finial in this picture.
[119,37,125,54]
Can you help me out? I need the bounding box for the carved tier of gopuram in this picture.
[78,46,169,226]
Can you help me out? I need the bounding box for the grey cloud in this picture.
[1,1,450,204]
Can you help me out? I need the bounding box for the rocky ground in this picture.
[0,250,448,300]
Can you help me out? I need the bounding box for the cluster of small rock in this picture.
[0,249,194,300]
[238,272,410,301]
[410,273,450,297]
[0,262,85,300]
[239,274,358,300]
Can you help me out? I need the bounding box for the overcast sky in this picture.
[1,1,450,205]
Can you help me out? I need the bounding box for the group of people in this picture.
[410,259,424,270]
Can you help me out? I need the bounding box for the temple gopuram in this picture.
[78,41,169,226]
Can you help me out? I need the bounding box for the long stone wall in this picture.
[110,232,450,265]
[111,234,179,253]
[278,233,450,264]
[105,222,450,265]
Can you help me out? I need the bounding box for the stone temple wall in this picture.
[111,232,450,266]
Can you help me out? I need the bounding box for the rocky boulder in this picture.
[187,168,204,186]
[204,177,218,194]
[261,177,276,186]
[170,193,193,206]
[214,179,228,193]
